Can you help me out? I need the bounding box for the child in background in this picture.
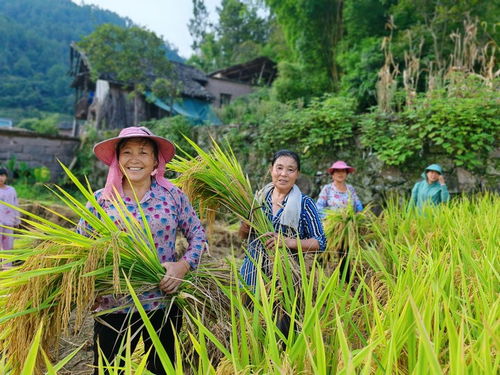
[0,168,20,269]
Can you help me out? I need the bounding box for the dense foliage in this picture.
[188,0,272,72]
[216,75,498,178]
[0,0,125,114]
[0,0,183,117]
[17,114,61,135]
[189,0,498,107]
[140,116,197,158]
[361,79,500,169]
[259,95,357,173]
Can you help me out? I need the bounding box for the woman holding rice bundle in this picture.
[78,126,206,374]
[239,150,326,289]
[316,160,363,216]
[316,160,363,282]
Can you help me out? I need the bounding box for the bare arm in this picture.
[263,232,320,252]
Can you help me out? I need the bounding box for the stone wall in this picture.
[0,128,80,181]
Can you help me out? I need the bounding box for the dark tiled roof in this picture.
[208,56,277,85]
[70,43,214,101]
[171,61,213,100]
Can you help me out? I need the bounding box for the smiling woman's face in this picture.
[270,156,299,192]
[118,138,158,184]
[331,169,347,184]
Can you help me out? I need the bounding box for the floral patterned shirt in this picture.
[77,181,206,313]
[316,183,363,217]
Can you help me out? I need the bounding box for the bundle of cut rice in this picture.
[0,164,231,374]
[168,137,273,236]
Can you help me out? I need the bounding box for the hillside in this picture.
[0,0,182,119]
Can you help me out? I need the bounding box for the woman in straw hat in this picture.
[78,126,206,375]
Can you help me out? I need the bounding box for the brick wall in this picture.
[0,128,80,181]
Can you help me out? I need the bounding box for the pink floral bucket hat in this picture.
[93,126,175,166]
[327,160,356,174]
[93,126,176,199]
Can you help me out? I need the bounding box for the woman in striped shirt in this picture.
[239,150,326,289]
[239,150,326,340]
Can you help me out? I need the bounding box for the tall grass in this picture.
[0,135,497,374]
[167,137,498,373]
[168,136,273,235]
[0,163,232,374]
[185,194,499,374]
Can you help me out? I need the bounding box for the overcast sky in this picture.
[71,0,221,58]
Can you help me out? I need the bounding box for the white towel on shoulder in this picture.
[258,183,302,231]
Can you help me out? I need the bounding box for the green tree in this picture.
[188,0,271,72]
[265,0,344,91]
[189,0,211,53]
[217,0,270,66]
[17,114,59,135]
[78,24,176,124]
[0,0,184,115]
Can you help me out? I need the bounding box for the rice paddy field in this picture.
[0,142,498,374]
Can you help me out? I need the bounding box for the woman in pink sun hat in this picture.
[316,160,363,215]
[316,160,363,283]
[78,126,207,375]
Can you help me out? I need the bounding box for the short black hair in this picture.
[0,168,8,177]
[270,150,301,171]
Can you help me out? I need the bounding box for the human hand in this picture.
[438,175,446,185]
[263,232,293,250]
[91,296,103,310]
[239,221,251,239]
[159,260,190,294]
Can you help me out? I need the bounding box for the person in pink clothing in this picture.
[316,161,363,283]
[78,127,207,375]
[0,168,20,268]
[316,160,363,216]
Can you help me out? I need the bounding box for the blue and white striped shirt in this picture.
[240,188,326,288]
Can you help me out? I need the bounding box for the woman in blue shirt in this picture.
[239,150,326,341]
[239,150,326,289]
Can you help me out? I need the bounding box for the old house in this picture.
[69,43,220,130]
[206,56,277,107]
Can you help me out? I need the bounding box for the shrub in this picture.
[272,61,331,102]
[259,94,357,173]
[360,79,499,169]
[216,88,287,127]
[140,116,196,156]
[17,114,60,135]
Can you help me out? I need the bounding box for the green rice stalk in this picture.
[168,136,273,236]
[0,162,233,374]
